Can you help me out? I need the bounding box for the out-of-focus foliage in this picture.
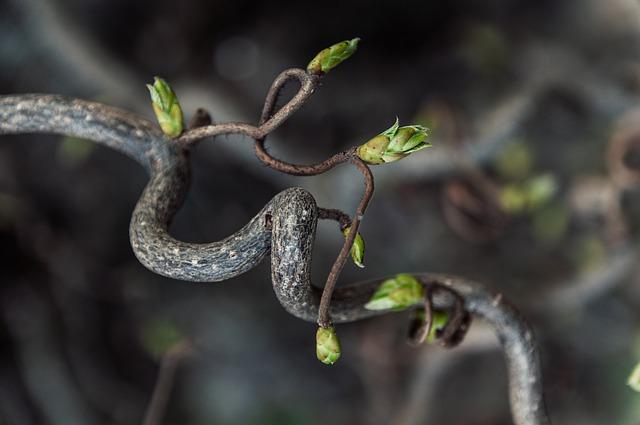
[3,0,640,424]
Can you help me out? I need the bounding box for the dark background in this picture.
[1,0,640,424]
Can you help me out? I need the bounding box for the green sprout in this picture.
[357,119,431,165]
[140,318,184,359]
[413,309,451,343]
[316,326,341,365]
[365,273,424,311]
[628,361,640,392]
[499,173,558,214]
[146,77,184,138]
[342,226,365,268]
[494,141,534,181]
[307,38,360,74]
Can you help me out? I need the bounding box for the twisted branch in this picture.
[0,67,551,424]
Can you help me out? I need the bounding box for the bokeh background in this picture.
[2,0,640,424]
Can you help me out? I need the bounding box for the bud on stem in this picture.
[342,226,365,268]
[316,326,341,365]
[628,361,640,392]
[147,77,184,138]
[307,38,360,75]
[357,119,431,165]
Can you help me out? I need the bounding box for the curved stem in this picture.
[177,121,262,146]
[177,68,318,146]
[251,68,377,327]
[407,286,434,346]
[321,274,551,425]
[318,208,352,230]
[0,91,551,425]
[317,157,374,327]
[252,68,358,176]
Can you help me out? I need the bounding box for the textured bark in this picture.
[0,94,551,425]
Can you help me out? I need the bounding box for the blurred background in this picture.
[2,0,640,424]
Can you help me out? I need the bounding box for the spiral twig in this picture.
[0,63,551,425]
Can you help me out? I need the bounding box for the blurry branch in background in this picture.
[2,287,99,425]
[5,1,640,423]
[395,325,498,425]
[16,0,635,195]
[544,108,640,311]
[142,340,195,425]
[4,34,610,425]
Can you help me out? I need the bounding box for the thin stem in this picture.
[428,284,471,348]
[177,69,317,146]
[317,156,374,327]
[177,121,262,146]
[408,286,434,346]
[142,340,194,425]
[254,68,357,176]
[0,86,553,425]
[255,147,356,176]
[249,67,377,327]
[318,208,352,230]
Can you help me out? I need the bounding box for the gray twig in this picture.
[1,88,551,425]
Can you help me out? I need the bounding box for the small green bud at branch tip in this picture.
[307,38,360,75]
[357,119,431,165]
[316,326,341,365]
[628,361,640,392]
[147,77,184,138]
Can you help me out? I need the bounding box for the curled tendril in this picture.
[0,61,551,425]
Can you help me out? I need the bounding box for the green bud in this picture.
[500,184,527,214]
[428,310,450,343]
[628,361,640,392]
[146,77,184,138]
[411,309,451,343]
[316,326,341,365]
[357,119,431,165]
[524,174,557,211]
[355,134,389,165]
[500,174,557,214]
[365,273,424,311]
[307,38,360,74]
[494,140,533,181]
[342,226,365,268]
[140,318,184,360]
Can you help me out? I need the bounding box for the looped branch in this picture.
[407,282,472,347]
[0,60,552,425]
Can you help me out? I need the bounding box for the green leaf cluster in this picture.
[365,273,424,311]
[357,119,431,165]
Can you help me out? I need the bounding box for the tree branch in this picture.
[0,88,551,425]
